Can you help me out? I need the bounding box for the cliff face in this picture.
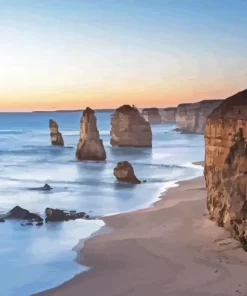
[49,120,64,146]
[141,108,162,124]
[204,89,247,241]
[176,100,223,134]
[110,105,152,147]
[76,107,106,161]
[160,107,177,123]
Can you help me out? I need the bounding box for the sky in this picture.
[0,0,247,111]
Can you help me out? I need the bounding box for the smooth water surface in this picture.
[0,111,204,295]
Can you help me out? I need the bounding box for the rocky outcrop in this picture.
[114,161,141,184]
[160,107,177,123]
[204,89,247,242]
[76,107,106,161]
[49,120,64,146]
[45,208,91,222]
[176,100,223,134]
[28,184,52,191]
[141,108,162,124]
[0,206,43,222]
[110,105,152,147]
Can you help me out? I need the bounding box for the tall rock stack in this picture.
[175,100,223,134]
[110,105,152,147]
[141,108,162,124]
[204,89,247,241]
[160,107,177,123]
[49,120,64,146]
[76,107,106,161]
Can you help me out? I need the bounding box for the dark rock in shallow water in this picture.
[25,222,33,226]
[36,222,43,226]
[45,208,88,222]
[113,161,141,184]
[3,206,42,221]
[0,219,5,222]
[29,184,52,191]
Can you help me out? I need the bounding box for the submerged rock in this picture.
[76,107,106,161]
[49,119,64,146]
[204,89,247,243]
[0,219,5,222]
[110,105,152,147]
[114,161,141,184]
[29,184,52,191]
[45,208,88,222]
[1,206,42,221]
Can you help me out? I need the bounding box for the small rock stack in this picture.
[49,119,64,146]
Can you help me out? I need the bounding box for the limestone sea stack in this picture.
[49,119,64,146]
[160,107,177,123]
[175,100,223,134]
[110,105,152,147]
[114,161,141,184]
[141,108,162,124]
[204,89,247,242]
[76,107,106,161]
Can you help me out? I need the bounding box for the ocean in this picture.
[0,111,204,296]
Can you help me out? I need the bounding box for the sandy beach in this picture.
[35,170,247,296]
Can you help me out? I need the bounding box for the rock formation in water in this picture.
[110,105,152,147]
[141,108,162,124]
[204,89,247,243]
[160,107,177,123]
[176,100,223,134]
[28,184,52,191]
[114,161,141,184]
[0,206,43,222]
[45,208,91,222]
[49,119,64,146]
[76,107,106,161]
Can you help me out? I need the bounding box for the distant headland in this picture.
[32,109,115,113]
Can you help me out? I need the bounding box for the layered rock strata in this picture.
[110,105,152,147]
[176,100,223,134]
[76,107,106,161]
[204,89,247,242]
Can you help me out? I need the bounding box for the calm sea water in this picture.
[0,111,204,296]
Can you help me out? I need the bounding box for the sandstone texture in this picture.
[110,105,152,147]
[49,119,64,146]
[204,89,247,242]
[141,108,162,124]
[76,107,106,161]
[176,100,223,134]
[160,107,177,123]
[114,161,141,184]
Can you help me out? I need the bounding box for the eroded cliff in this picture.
[141,108,162,124]
[204,89,247,241]
[176,100,223,134]
[160,107,177,123]
[110,105,152,147]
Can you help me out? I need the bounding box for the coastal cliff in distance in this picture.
[76,107,106,161]
[141,108,162,124]
[176,100,223,134]
[204,89,247,243]
[110,105,152,147]
[160,107,177,123]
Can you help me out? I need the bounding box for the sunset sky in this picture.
[0,0,247,111]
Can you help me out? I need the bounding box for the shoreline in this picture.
[35,163,247,296]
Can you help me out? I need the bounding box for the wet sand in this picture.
[35,173,247,296]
